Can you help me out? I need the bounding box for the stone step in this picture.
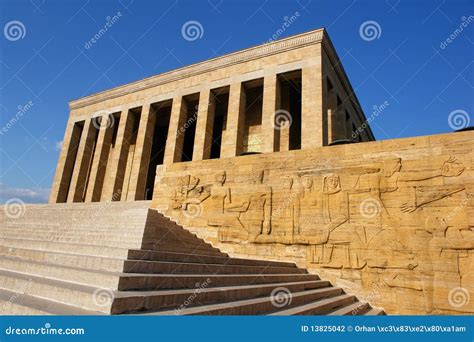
[0,268,326,314]
[126,249,295,268]
[0,269,112,313]
[328,301,370,315]
[145,287,344,315]
[268,294,357,315]
[0,237,224,257]
[1,223,145,230]
[0,234,145,248]
[0,231,206,248]
[122,259,305,275]
[0,258,123,288]
[0,237,132,258]
[0,235,217,251]
[0,288,103,315]
[364,308,386,315]
[118,273,321,291]
[0,252,303,280]
[111,280,331,314]
[0,227,146,236]
[0,248,128,273]
[0,246,295,272]
[0,226,203,241]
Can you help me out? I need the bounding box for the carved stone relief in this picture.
[167,155,471,314]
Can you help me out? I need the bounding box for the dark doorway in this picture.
[180,96,199,162]
[278,70,302,150]
[144,101,172,200]
[210,88,229,159]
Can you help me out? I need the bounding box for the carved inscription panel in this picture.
[153,137,473,315]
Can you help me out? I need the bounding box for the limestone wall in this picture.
[151,131,474,314]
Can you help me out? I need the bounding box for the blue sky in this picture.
[0,0,472,203]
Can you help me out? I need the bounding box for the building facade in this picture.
[50,28,374,204]
[49,28,473,315]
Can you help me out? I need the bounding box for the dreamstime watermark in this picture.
[92,189,122,220]
[265,11,300,43]
[91,112,115,130]
[359,20,382,41]
[448,109,470,130]
[352,100,389,140]
[92,288,114,307]
[181,198,203,219]
[440,16,474,49]
[444,197,469,223]
[174,278,212,314]
[177,108,198,137]
[270,287,292,308]
[0,100,34,136]
[272,109,293,130]
[1,278,33,311]
[359,198,381,218]
[181,20,204,41]
[352,282,383,315]
[84,12,123,49]
[272,190,299,220]
[448,287,470,308]
[3,198,26,219]
[5,323,85,336]
[4,20,26,41]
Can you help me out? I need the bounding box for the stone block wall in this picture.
[151,131,474,314]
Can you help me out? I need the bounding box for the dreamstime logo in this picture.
[359,198,381,218]
[3,198,26,219]
[92,288,114,307]
[182,198,203,219]
[352,100,389,140]
[0,100,34,136]
[448,287,470,308]
[270,287,292,308]
[1,278,33,311]
[440,16,474,49]
[272,109,292,130]
[359,20,382,41]
[92,113,115,130]
[448,109,470,130]
[174,278,211,314]
[181,20,204,41]
[84,12,123,49]
[4,20,26,41]
[265,11,300,43]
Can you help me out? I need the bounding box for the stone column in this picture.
[327,91,346,144]
[279,79,291,152]
[327,89,337,144]
[345,109,352,141]
[302,66,324,148]
[84,115,114,202]
[193,89,215,160]
[103,108,134,201]
[126,104,156,200]
[261,74,281,153]
[66,118,96,202]
[163,97,187,165]
[49,119,78,203]
[221,82,246,158]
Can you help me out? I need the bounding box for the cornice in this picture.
[69,28,324,110]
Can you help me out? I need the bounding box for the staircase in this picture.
[0,202,384,315]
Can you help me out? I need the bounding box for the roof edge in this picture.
[69,28,325,110]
